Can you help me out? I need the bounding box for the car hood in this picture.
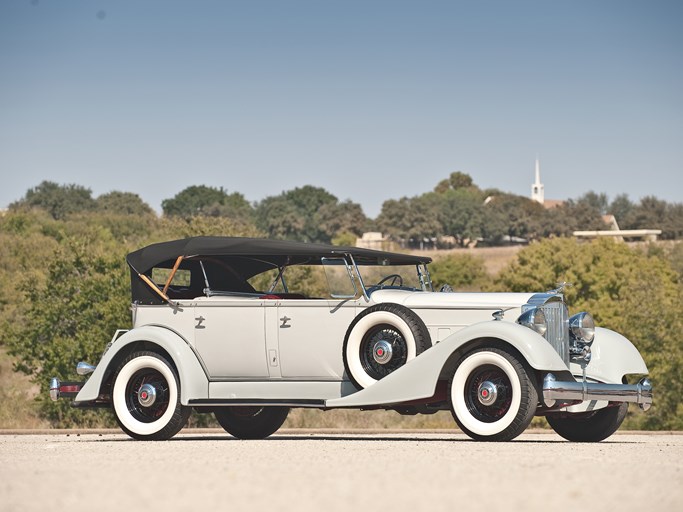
[369,289,537,310]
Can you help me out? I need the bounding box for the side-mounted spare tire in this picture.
[343,303,431,389]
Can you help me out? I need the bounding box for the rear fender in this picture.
[75,325,209,405]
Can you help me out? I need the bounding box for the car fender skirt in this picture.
[74,325,209,405]
[327,321,567,408]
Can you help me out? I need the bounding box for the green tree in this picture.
[97,191,154,216]
[608,194,634,225]
[377,195,441,247]
[434,171,475,193]
[256,195,307,240]
[483,194,546,243]
[162,185,254,223]
[2,239,129,426]
[623,196,683,240]
[429,254,489,291]
[438,189,486,246]
[316,200,368,241]
[11,181,97,220]
[256,186,338,242]
[577,191,609,215]
[495,238,683,429]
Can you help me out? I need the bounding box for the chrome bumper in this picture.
[543,373,653,411]
[49,362,94,401]
[49,378,84,401]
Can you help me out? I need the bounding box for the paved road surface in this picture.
[2,430,681,512]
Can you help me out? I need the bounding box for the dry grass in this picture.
[0,348,48,429]
[413,245,524,276]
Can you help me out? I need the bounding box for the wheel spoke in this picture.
[125,368,170,423]
[464,364,513,423]
[359,325,408,379]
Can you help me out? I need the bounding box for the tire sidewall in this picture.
[450,350,523,437]
[345,310,417,389]
[113,355,179,437]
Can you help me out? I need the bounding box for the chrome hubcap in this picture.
[137,383,157,407]
[372,340,393,364]
[477,381,498,406]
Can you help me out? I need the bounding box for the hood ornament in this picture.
[548,282,573,294]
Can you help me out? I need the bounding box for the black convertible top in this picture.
[127,236,430,274]
[126,237,431,304]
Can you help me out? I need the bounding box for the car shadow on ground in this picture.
[85,434,641,444]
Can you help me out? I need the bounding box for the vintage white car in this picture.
[50,236,652,441]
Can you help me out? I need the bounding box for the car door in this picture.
[193,298,269,378]
[275,299,357,379]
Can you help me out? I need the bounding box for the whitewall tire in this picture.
[112,351,191,440]
[449,347,537,441]
[343,304,431,389]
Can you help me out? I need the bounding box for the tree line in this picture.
[8,174,683,246]
[1,178,682,430]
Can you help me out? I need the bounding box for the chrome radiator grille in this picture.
[539,301,570,366]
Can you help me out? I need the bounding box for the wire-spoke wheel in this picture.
[112,351,191,441]
[449,347,538,441]
[359,325,409,380]
[343,303,431,389]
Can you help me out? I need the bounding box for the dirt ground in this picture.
[1,430,681,512]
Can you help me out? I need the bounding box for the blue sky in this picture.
[1,0,681,217]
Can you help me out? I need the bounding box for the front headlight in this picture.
[570,312,595,344]
[517,308,547,336]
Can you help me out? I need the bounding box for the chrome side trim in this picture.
[543,373,653,411]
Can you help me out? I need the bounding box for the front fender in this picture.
[326,321,568,408]
[575,327,649,384]
[74,325,209,405]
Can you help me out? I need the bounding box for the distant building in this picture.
[530,158,564,209]
[574,204,662,241]
[356,232,389,250]
[531,158,544,205]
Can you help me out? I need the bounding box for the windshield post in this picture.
[416,263,433,292]
[347,253,370,302]
[423,263,434,291]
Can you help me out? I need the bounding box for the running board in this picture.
[189,398,327,408]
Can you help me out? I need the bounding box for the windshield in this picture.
[357,264,432,292]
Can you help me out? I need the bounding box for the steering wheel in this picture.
[376,274,403,288]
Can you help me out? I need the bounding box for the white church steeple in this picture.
[531,158,544,205]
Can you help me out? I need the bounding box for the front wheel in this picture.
[546,402,628,442]
[449,347,538,442]
[214,406,290,439]
[112,351,191,440]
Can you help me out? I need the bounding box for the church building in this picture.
[531,158,544,204]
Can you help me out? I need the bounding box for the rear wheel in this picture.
[546,402,628,442]
[449,347,538,441]
[112,351,191,440]
[214,406,290,439]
